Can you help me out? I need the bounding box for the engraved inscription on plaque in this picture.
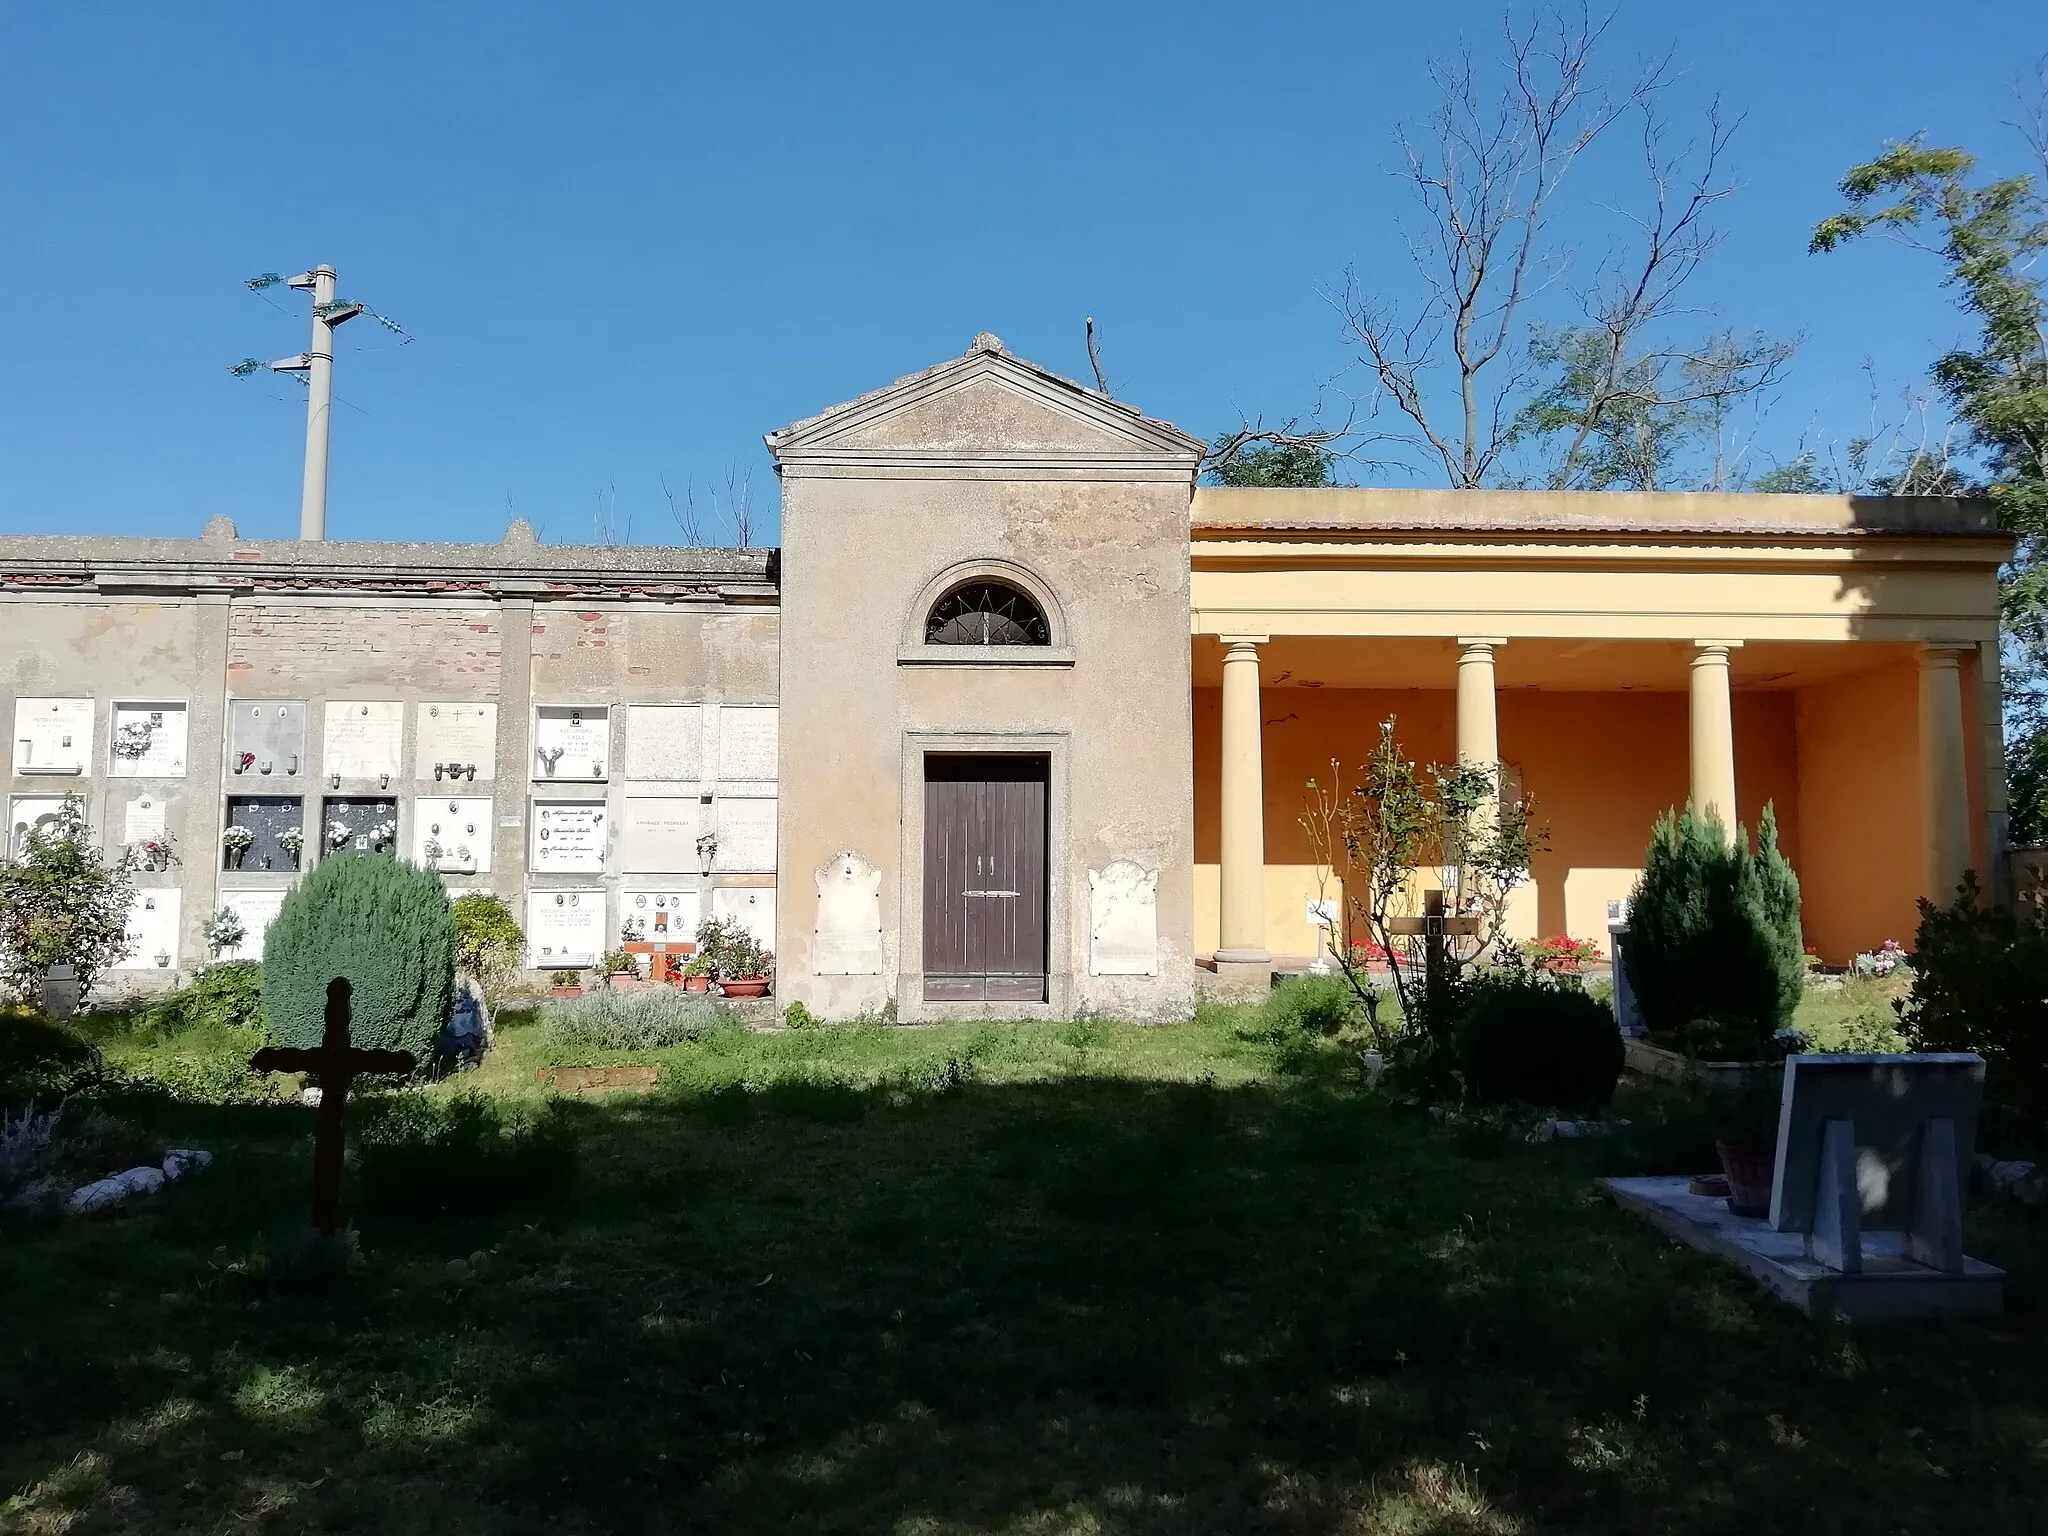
[621,793,701,873]
[321,796,399,859]
[526,889,605,967]
[416,702,497,781]
[712,886,776,953]
[13,698,94,777]
[223,795,304,872]
[123,795,168,845]
[534,706,609,781]
[622,886,700,941]
[323,701,404,781]
[716,706,778,782]
[1088,860,1160,977]
[712,796,777,874]
[8,796,69,861]
[220,889,288,961]
[532,799,606,872]
[116,888,181,970]
[625,705,703,781]
[411,796,492,873]
[110,702,188,778]
[813,851,883,975]
[228,702,307,781]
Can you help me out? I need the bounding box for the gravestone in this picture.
[532,800,606,871]
[12,698,93,776]
[320,796,399,858]
[715,706,778,782]
[1088,860,1159,976]
[412,796,492,873]
[1607,899,1645,1036]
[620,794,700,872]
[41,963,78,1020]
[712,796,777,874]
[623,705,703,781]
[110,702,188,777]
[322,701,404,782]
[415,702,497,781]
[228,701,307,783]
[526,889,605,967]
[533,706,608,780]
[813,851,883,974]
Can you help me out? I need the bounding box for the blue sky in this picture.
[0,1,2039,546]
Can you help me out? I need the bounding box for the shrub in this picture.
[138,961,264,1040]
[1455,978,1624,1111]
[694,915,771,980]
[1901,873,2048,1125]
[1262,972,1360,1038]
[261,856,455,1056]
[353,1091,576,1220]
[0,796,134,1004]
[546,988,726,1051]
[451,894,525,998]
[1624,803,1803,1057]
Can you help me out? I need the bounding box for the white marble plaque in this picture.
[228,702,307,781]
[220,889,287,961]
[716,706,778,782]
[123,795,167,844]
[622,886,700,941]
[713,796,777,874]
[412,796,493,874]
[116,889,181,970]
[110,702,187,778]
[1089,860,1159,976]
[621,793,701,873]
[416,702,497,780]
[625,706,703,781]
[531,799,606,872]
[526,889,606,967]
[534,706,609,781]
[13,698,93,777]
[322,701,403,781]
[8,796,70,861]
[712,886,776,954]
[813,851,883,974]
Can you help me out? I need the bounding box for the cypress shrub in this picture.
[1624,803,1803,1056]
[1456,979,1624,1111]
[261,856,455,1056]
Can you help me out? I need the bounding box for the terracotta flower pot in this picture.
[1715,1140,1775,1218]
[553,984,582,1000]
[607,974,646,991]
[684,975,710,993]
[719,977,769,998]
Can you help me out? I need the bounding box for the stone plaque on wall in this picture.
[621,793,702,873]
[625,706,703,781]
[110,702,187,778]
[228,702,307,783]
[116,888,181,971]
[813,851,883,975]
[8,796,69,861]
[321,796,399,859]
[526,889,605,967]
[716,706,777,782]
[323,701,404,781]
[534,706,608,782]
[12,698,93,777]
[712,795,776,874]
[220,889,287,961]
[1089,861,1159,976]
[412,796,492,873]
[622,886,699,941]
[416,702,497,781]
[123,794,168,845]
[223,795,304,872]
[712,886,776,953]
[532,799,606,872]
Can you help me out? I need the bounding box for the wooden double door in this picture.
[923,754,1049,1002]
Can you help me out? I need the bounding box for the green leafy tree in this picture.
[0,796,133,1004]
[1205,434,1335,487]
[451,893,526,999]
[260,855,455,1056]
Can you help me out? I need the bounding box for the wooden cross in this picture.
[1387,889,1483,991]
[249,978,415,1235]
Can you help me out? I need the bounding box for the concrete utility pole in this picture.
[265,266,362,540]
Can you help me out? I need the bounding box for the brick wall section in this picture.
[228,606,501,693]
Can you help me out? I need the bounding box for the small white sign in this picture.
[532,799,606,872]
[123,795,168,844]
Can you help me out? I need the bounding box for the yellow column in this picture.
[1456,638,1503,771]
[1216,637,1270,967]
[1919,643,1973,901]
[1689,641,1740,834]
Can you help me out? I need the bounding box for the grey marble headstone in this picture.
[41,963,78,1020]
[1606,900,1645,1037]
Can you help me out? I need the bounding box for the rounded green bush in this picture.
[260,856,455,1056]
[1456,980,1624,1112]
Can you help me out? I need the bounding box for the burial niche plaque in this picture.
[621,794,701,873]
[13,698,93,776]
[223,795,304,871]
[526,889,605,967]
[716,706,778,782]
[532,799,606,872]
[534,706,608,781]
[323,701,403,781]
[228,702,306,781]
[116,889,181,970]
[321,796,399,859]
[8,797,67,860]
[625,706,704,781]
[622,886,699,942]
[110,702,188,777]
[1089,860,1160,976]
[412,796,492,873]
[416,702,497,781]
[712,886,776,953]
[713,796,777,874]
[220,889,287,960]
[813,852,883,975]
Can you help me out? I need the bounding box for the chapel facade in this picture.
[0,336,2013,1018]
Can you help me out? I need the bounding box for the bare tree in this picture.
[661,464,757,548]
[661,473,705,545]
[1085,316,1110,396]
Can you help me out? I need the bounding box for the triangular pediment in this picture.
[766,335,1204,478]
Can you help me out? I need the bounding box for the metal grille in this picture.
[924,581,1050,646]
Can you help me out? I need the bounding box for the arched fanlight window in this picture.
[924,581,1051,646]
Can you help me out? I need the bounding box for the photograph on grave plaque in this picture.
[109,701,188,778]
[621,793,701,873]
[532,799,607,872]
[12,698,94,777]
[416,702,497,781]
[526,889,606,967]
[220,889,287,960]
[712,886,776,952]
[8,796,70,861]
[412,796,492,873]
[533,706,609,781]
[625,705,704,781]
[323,701,404,781]
[623,887,700,941]
[321,796,400,859]
[116,889,181,970]
[227,702,307,782]
[712,795,777,873]
[716,705,778,782]
[222,796,304,872]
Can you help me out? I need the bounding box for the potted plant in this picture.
[602,948,643,990]
[696,917,772,999]
[551,968,584,1000]
[278,825,305,869]
[221,823,254,869]
[681,953,712,992]
[1528,932,1603,977]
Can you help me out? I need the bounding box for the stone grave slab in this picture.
[323,701,404,782]
[624,705,703,781]
[813,852,883,974]
[110,702,188,777]
[116,888,181,971]
[8,796,69,861]
[412,796,492,873]
[712,795,777,874]
[620,792,702,872]
[712,885,776,952]
[622,886,699,942]
[321,796,399,859]
[228,701,307,783]
[532,799,606,873]
[534,706,608,782]
[526,888,605,967]
[219,889,287,961]
[416,702,496,781]
[1088,860,1159,976]
[716,705,777,782]
[224,795,304,872]
[12,698,93,777]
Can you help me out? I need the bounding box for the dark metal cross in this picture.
[249,977,416,1235]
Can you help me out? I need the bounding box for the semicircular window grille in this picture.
[924,580,1051,646]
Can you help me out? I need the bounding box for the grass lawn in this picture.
[3,1001,2045,1534]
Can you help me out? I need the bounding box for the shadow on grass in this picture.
[4,1048,2047,1534]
